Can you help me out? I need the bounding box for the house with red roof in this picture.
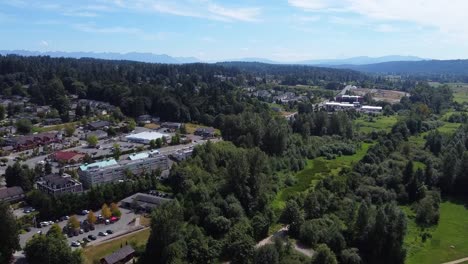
[53,151,86,164]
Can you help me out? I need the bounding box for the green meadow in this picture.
[405,201,468,264]
[354,115,398,133]
[272,143,372,211]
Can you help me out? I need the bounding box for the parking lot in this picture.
[19,208,140,249]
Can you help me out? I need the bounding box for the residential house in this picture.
[161,122,182,131]
[87,120,111,131]
[0,187,25,203]
[36,174,83,197]
[194,127,216,138]
[52,151,86,164]
[5,132,61,151]
[86,130,108,140]
[100,245,135,264]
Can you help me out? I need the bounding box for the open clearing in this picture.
[405,201,468,264]
[352,88,408,104]
[83,228,150,264]
[354,115,398,133]
[272,143,372,211]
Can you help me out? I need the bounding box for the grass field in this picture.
[83,228,150,264]
[272,143,372,211]
[184,123,221,135]
[409,121,462,147]
[31,121,81,133]
[405,201,468,264]
[354,115,398,133]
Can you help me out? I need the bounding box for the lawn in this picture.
[272,143,372,211]
[354,115,398,133]
[82,228,150,264]
[405,201,468,264]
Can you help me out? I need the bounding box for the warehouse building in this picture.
[125,131,170,144]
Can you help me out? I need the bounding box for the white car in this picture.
[71,241,81,247]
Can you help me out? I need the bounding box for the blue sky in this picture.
[1,0,467,61]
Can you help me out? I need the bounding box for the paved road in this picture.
[19,208,139,249]
[442,257,468,264]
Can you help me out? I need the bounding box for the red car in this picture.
[110,216,119,223]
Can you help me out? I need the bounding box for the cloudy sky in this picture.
[1,0,467,61]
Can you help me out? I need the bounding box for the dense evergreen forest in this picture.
[0,55,466,264]
[334,60,468,82]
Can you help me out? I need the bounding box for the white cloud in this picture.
[374,24,399,33]
[72,23,166,40]
[107,0,261,22]
[39,40,49,47]
[288,0,468,40]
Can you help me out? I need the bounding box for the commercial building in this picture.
[360,105,383,114]
[324,102,356,111]
[120,193,171,212]
[125,131,169,144]
[335,94,363,103]
[0,186,25,203]
[79,153,169,188]
[36,174,83,197]
[79,159,123,188]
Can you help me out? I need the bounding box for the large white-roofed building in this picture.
[125,131,170,144]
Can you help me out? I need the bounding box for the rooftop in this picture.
[128,152,149,161]
[79,159,118,171]
[125,131,168,141]
[101,245,135,264]
[0,186,24,200]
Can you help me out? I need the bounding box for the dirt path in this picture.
[442,257,468,264]
[256,226,314,258]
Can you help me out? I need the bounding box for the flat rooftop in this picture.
[79,159,118,171]
[125,131,169,141]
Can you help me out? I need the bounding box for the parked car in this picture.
[105,219,110,225]
[83,237,90,243]
[88,235,97,240]
[79,229,84,234]
[89,225,95,231]
[106,230,113,234]
[81,210,89,215]
[98,231,107,236]
[71,241,80,247]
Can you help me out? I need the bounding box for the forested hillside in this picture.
[335,60,468,82]
[0,55,367,123]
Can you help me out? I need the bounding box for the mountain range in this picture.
[0,50,200,64]
[0,50,425,66]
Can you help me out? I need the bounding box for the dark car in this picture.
[89,225,95,231]
[83,237,90,243]
[88,235,97,240]
[106,230,113,234]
